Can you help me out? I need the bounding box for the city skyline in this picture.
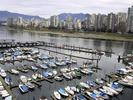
[0,0,132,18]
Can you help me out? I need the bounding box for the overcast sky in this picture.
[0,0,132,18]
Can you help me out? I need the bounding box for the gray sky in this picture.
[0,0,132,18]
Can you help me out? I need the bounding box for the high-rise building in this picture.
[16,17,23,26]
[107,13,117,32]
[7,18,14,26]
[50,15,59,28]
[59,20,66,29]
[95,14,102,31]
[101,15,108,31]
[85,14,91,30]
[90,14,97,30]
[74,19,81,30]
[117,12,127,33]
[66,15,73,30]
[127,6,133,33]
[117,12,127,24]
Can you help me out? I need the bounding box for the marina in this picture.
[0,27,132,100]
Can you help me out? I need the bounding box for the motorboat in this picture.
[65,86,74,95]
[117,68,128,75]
[43,71,53,79]
[20,75,28,83]
[70,86,80,93]
[80,68,93,75]
[53,91,61,100]
[5,76,13,86]
[0,90,10,97]
[5,95,12,100]
[93,90,109,100]
[72,94,87,100]
[48,61,56,68]
[62,73,73,80]
[99,88,113,96]
[95,79,105,84]
[86,91,104,100]
[19,84,29,93]
[79,82,90,89]
[11,69,19,75]
[32,73,38,80]
[37,73,43,79]
[87,80,97,87]
[60,68,70,73]
[118,75,133,87]
[39,64,48,69]
[31,66,38,71]
[25,82,35,89]
[52,70,57,76]
[102,86,118,95]
[107,82,123,92]
[54,76,63,81]
[58,88,69,97]
[38,54,49,60]
[0,69,7,77]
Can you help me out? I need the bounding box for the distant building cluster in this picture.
[7,6,133,34]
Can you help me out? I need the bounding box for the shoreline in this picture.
[6,27,133,42]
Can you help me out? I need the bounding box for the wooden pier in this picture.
[0,40,114,55]
[37,47,101,61]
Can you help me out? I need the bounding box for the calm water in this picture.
[0,27,133,100]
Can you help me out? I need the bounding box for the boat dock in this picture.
[65,71,133,100]
[36,77,53,83]
[37,47,101,61]
[0,40,114,55]
[31,80,42,87]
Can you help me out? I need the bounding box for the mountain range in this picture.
[0,11,42,21]
[0,11,87,21]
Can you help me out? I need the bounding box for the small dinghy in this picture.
[19,84,29,93]
[54,91,61,100]
[58,88,69,97]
